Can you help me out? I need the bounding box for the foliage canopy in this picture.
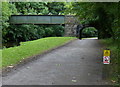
[65,2,119,40]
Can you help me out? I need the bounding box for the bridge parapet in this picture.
[10,15,65,24]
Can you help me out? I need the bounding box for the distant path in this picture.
[3,39,109,85]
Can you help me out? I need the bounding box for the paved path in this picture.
[2,39,109,85]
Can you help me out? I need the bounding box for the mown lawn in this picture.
[101,38,120,86]
[2,37,76,68]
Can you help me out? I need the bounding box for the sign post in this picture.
[103,50,110,64]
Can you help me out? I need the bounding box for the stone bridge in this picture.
[10,15,86,38]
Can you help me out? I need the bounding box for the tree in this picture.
[13,2,65,15]
[2,2,66,44]
[47,2,65,15]
[65,2,119,39]
[13,2,49,15]
[2,2,17,42]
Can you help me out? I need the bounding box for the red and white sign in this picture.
[103,56,110,64]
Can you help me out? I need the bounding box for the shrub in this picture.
[82,27,98,38]
[2,24,65,46]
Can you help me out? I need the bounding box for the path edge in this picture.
[2,38,78,76]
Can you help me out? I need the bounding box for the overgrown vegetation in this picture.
[13,2,65,15]
[82,27,98,38]
[2,2,120,41]
[1,2,120,84]
[65,2,119,40]
[3,24,64,43]
[2,37,76,68]
[2,2,66,46]
[101,39,120,86]
[65,2,120,84]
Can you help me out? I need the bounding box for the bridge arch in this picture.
[80,27,98,39]
[76,24,98,39]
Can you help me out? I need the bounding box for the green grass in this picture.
[2,37,76,68]
[0,50,2,68]
[101,38,120,85]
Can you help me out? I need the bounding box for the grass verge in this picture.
[2,37,76,68]
[100,38,120,86]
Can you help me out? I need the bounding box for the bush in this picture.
[82,27,98,38]
[43,25,64,37]
[52,25,65,36]
[3,24,39,42]
[2,24,65,45]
